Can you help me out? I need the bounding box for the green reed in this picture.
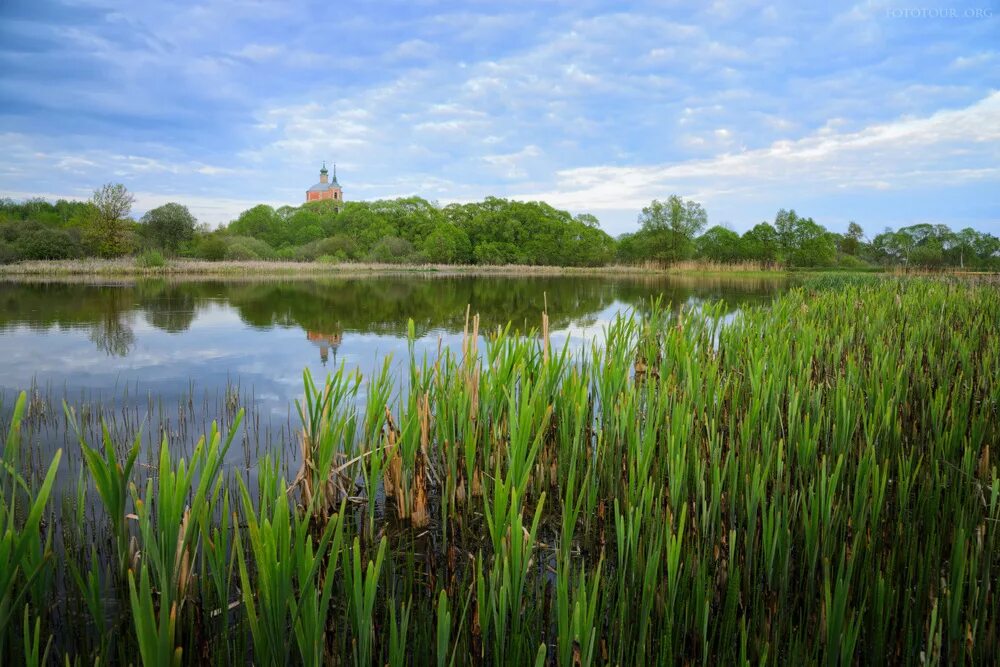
[0,393,61,660]
[0,276,998,665]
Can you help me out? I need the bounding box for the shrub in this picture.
[836,253,871,270]
[0,241,16,264]
[295,235,359,262]
[136,249,166,268]
[195,235,228,261]
[223,236,277,261]
[14,227,82,260]
[224,241,260,260]
[368,236,415,264]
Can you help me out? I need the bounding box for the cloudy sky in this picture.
[0,0,997,235]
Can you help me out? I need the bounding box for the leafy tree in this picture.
[228,205,285,248]
[909,241,945,267]
[970,230,1000,269]
[695,226,743,262]
[422,224,472,264]
[741,223,779,263]
[615,232,645,263]
[839,221,865,256]
[474,241,520,265]
[141,203,196,253]
[774,209,800,259]
[788,219,837,267]
[83,183,135,257]
[570,224,617,266]
[637,195,708,263]
[444,197,612,266]
[574,213,601,228]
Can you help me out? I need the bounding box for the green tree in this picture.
[639,196,708,236]
[773,209,800,259]
[637,195,707,263]
[839,221,865,256]
[615,232,644,263]
[695,226,743,262]
[228,205,285,248]
[788,220,837,267]
[970,230,1000,269]
[473,241,520,265]
[909,241,945,267]
[422,224,472,264]
[83,183,135,257]
[741,222,779,263]
[141,203,196,253]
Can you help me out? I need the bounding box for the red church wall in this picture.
[306,189,341,202]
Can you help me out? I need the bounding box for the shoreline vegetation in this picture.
[1,257,993,282]
[4,189,998,273]
[0,257,792,278]
[2,276,998,664]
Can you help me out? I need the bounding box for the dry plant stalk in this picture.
[542,311,550,365]
[411,452,430,528]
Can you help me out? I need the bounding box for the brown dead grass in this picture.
[0,257,787,278]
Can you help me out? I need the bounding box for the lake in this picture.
[0,274,790,475]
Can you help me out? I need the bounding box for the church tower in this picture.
[306,162,343,203]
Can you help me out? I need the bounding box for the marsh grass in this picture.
[1,276,998,664]
[0,257,788,278]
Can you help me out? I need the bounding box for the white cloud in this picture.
[513,92,1000,210]
[950,51,997,70]
[234,43,283,61]
[482,145,542,179]
[2,2,997,234]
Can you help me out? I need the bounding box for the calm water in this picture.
[0,274,790,475]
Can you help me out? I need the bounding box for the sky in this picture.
[0,0,997,236]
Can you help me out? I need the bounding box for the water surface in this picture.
[0,274,790,471]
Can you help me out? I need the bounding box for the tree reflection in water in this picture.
[0,274,790,357]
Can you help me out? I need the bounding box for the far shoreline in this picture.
[0,258,798,280]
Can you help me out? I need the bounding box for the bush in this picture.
[195,235,228,261]
[136,249,166,268]
[836,253,871,270]
[368,236,415,264]
[316,254,344,264]
[224,241,260,260]
[15,227,82,260]
[222,236,278,261]
[0,241,16,264]
[295,235,359,262]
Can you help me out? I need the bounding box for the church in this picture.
[305,162,343,203]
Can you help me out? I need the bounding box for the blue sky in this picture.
[0,0,997,236]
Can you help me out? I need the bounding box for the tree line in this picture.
[2,184,997,269]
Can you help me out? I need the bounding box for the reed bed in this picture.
[660,258,784,274]
[1,277,998,665]
[0,258,787,278]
